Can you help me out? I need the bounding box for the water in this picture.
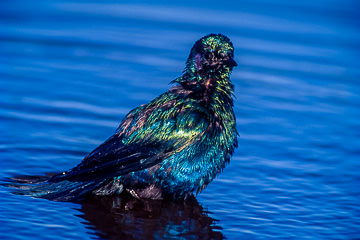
[1,0,359,239]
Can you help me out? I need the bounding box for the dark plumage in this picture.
[7,34,238,201]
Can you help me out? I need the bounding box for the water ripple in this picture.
[1,0,359,239]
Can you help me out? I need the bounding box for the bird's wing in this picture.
[51,90,209,182]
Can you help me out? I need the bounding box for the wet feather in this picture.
[5,33,238,201]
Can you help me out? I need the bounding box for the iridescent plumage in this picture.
[7,34,238,201]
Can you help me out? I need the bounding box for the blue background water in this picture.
[1,0,359,239]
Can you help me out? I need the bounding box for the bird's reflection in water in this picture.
[77,195,224,240]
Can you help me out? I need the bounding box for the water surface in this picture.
[1,0,359,239]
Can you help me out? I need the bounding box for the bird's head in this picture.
[172,34,237,95]
[186,34,237,75]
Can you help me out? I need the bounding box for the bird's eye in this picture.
[204,52,212,60]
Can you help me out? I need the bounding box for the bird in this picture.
[7,33,238,201]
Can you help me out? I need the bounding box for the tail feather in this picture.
[3,175,106,201]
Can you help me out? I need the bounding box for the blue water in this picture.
[1,0,359,239]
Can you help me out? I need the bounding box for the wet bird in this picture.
[7,34,238,201]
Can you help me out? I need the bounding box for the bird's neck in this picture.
[173,68,235,112]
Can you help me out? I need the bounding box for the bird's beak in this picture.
[224,58,238,67]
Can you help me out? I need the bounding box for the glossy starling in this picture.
[8,33,238,201]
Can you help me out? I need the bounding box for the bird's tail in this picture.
[2,174,106,201]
